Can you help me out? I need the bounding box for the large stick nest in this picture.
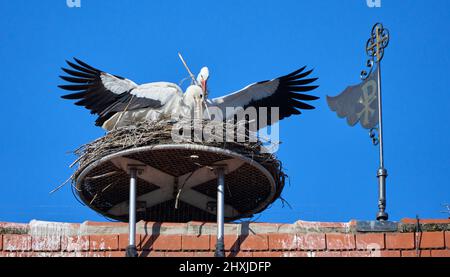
[70,118,286,219]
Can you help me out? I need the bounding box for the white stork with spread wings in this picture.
[59,58,319,131]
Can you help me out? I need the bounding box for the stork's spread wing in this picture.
[59,58,163,127]
[209,66,319,126]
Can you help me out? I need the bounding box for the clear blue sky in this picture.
[0,0,449,224]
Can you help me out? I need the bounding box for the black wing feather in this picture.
[73,57,100,72]
[59,76,93,84]
[61,68,94,79]
[286,78,318,86]
[59,58,162,127]
[282,66,306,79]
[288,92,319,101]
[243,66,319,125]
[58,84,92,91]
[65,60,98,75]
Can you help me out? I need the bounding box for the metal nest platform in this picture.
[75,142,285,223]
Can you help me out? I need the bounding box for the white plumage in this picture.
[59,58,319,131]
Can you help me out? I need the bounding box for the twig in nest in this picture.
[175,162,203,209]
[89,193,98,205]
[85,171,120,181]
[50,176,72,194]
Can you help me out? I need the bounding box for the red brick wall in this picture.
[0,219,449,257]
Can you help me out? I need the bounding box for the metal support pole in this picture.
[215,167,225,257]
[126,168,138,257]
[376,60,388,221]
[365,23,390,221]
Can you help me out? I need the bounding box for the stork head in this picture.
[196,67,209,93]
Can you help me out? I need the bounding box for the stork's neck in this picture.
[183,85,200,108]
[183,85,203,120]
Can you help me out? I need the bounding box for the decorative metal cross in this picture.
[366,23,390,63]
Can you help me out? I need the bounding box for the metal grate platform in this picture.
[76,144,282,222]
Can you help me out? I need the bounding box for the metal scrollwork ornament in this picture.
[369,128,379,146]
[360,59,374,81]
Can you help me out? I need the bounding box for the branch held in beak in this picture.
[178,52,198,85]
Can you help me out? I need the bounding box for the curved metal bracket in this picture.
[369,128,379,146]
[360,59,374,81]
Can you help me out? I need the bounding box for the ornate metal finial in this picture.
[366,23,390,63]
[360,23,389,81]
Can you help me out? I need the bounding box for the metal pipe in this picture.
[377,63,384,168]
[126,168,138,257]
[215,167,225,257]
[376,60,388,221]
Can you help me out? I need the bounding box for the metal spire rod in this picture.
[376,61,388,221]
[366,23,390,221]
[214,166,226,257]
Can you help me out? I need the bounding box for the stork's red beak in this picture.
[201,79,207,93]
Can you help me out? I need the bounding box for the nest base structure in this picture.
[75,144,283,222]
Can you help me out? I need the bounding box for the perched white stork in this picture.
[59,58,319,131]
